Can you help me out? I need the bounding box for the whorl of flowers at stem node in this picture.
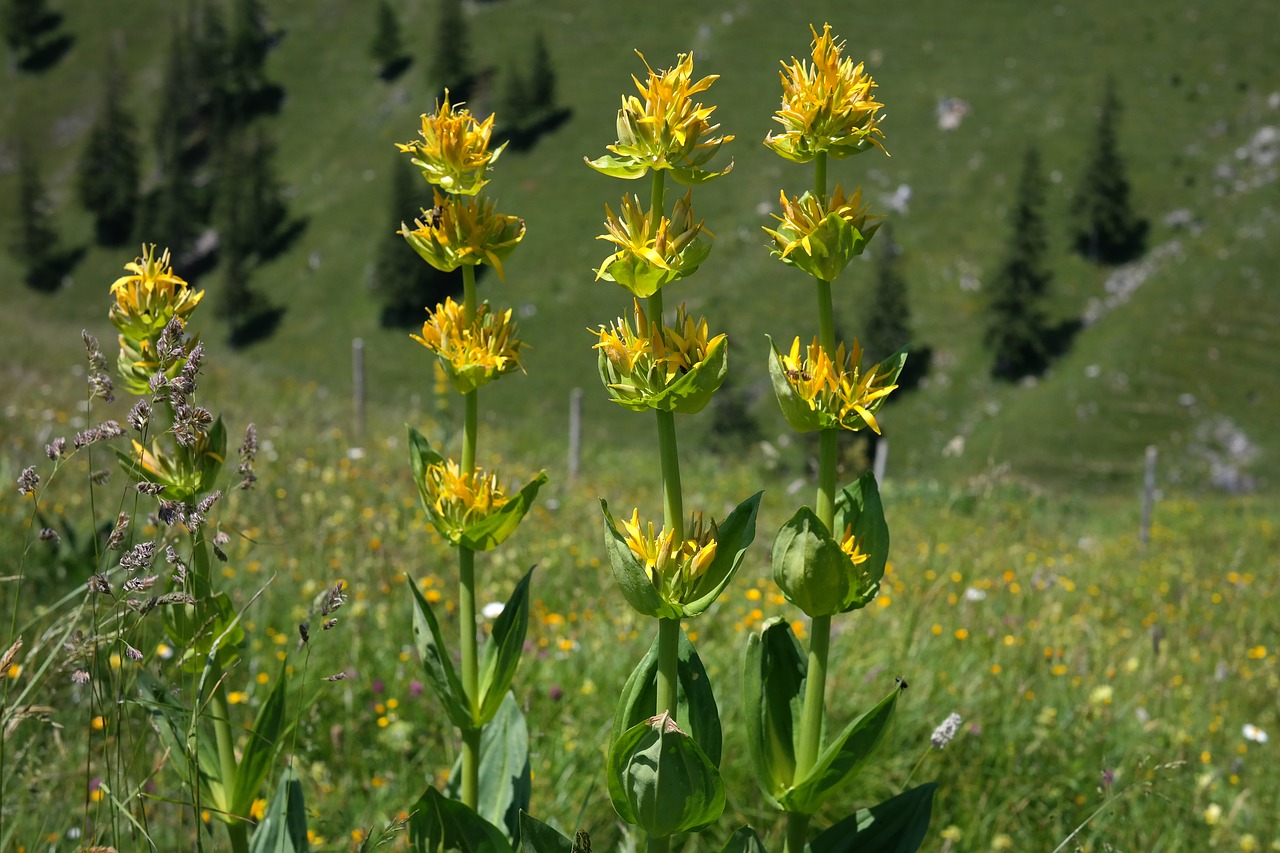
[765,23,887,163]
[401,189,525,279]
[585,51,733,184]
[595,190,712,297]
[109,245,204,342]
[763,185,881,282]
[620,508,718,603]
[592,299,727,413]
[412,298,525,394]
[420,459,512,544]
[396,91,508,196]
[768,336,902,434]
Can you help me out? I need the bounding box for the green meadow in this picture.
[2,0,1277,850]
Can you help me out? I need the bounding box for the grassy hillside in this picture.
[2,0,1277,492]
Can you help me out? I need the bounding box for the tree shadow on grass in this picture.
[500,107,573,153]
[228,304,286,349]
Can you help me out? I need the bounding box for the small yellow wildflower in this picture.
[586,51,733,183]
[250,798,267,820]
[397,92,506,195]
[412,298,524,393]
[765,24,887,163]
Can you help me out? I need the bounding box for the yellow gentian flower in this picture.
[765,24,887,163]
[397,92,507,196]
[763,185,881,281]
[771,336,901,434]
[585,51,733,184]
[109,245,203,341]
[412,298,524,394]
[401,189,525,279]
[620,508,719,604]
[595,190,712,297]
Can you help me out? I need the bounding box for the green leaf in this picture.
[446,692,531,842]
[600,499,674,619]
[168,590,245,674]
[233,665,291,817]
[607,714,725,838]
[408,576,474,731]
[780,685,901,815]
[833,472,891,613]
[460,472,548,552]
[681,490,762,617]
[517,812,574,853]
[136,672,226,812]
[766,336,823,433]
[611,627,722,768]
[249,766,310,853]
[197,415,228,494]
[808,783,937,853]
[770,507,856,618]
[477,568,534,725]
[407,425,446,514]
[720,826,767,853]
[584,153,650,180]
[408,786,513,853]
[742,618,805,807]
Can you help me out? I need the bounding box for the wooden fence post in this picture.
[1139,445,1157,544]
[568,388,583,482]
[352,338,366,447]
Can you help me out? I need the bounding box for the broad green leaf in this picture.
[611,627,722,768]
[478,568,535,724]
[584,153,650,180]
[720,826,766,853]
[233,665,292,817]
[446,693,531,842]
[680,490,762,618]
[517,812,573,853]
[407,426,446,513]
[600,500,673,619]
[408,786,513,853]
[833,472,892,613]
[606,714,725,838]
[460,472,548,552]
[771,507,859,618]
[136,672,226,812]
[742,618,805,807]
[408,577,474,731]
[781,685,901,815]
[249,766,310,853]
[808,783,937,853]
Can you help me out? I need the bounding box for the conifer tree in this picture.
[1070,78,1147,264]
[498,64,532,136]
[429,0,470,98]
[10,139,64,291]
[213,125,281,343]
[985,145,1054,381]
[143,19,205,260]
[77,57,141,246]
[863,223,912,366]
[373,156,459,326]
[528,31,556,115]
[370,0,405,79]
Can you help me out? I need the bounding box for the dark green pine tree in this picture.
[213,126,279,344]
[863,223,912,366]
[2,0,49,66]
[10,139,65,292]
[373,156,459,327]
[985,145,1054,381]
[370,0,405,79]
[226,0,273,122]
[77,57,141,246]
[429,0,470,99]
[1070,78,1148,265]
[497,63,532,136]
[528,31,556,115]
[143,18,205,260]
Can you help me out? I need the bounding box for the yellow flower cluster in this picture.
[619,508,719,603]
[593,300,727,412]
[412,298,524,393]
[595,190,711,296]
[778,337,898,433]
[396,92,507,196]
[421,460,512,539]
[765,24,887,162]
[401,189,526,279]
[109,245,204,341]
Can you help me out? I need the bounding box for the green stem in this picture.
[458,545,480,808]
[814,151,828,201]
[209,684,249,853]
[654,617,681,720]
[650,169,666,234]
[461,265,479,473]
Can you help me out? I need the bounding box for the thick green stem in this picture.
[814,151,828,201]
[458,545,480,808]
[654,617,681,720]
[461,266,479,473]
[209,685,249,853]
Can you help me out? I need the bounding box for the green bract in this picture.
[771,472,890,617]
[595,232,712,298]
[601,491,761,620]
[607,713,726,837]
[766,336,908,434]
[114,416,227,503]
[763,202,876,283]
